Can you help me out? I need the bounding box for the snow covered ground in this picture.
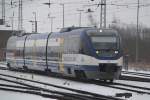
[0,90,55,100]
[0,65,150,100]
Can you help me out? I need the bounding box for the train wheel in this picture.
[110,80,113,83]
[23,66,28,72]
[7,63,11,70]
[7,63,12,70]
[103,80,107,82]
[45,69,51,75]
[80,71,86,79]
[75,70,86,79]
[7,63,10,68]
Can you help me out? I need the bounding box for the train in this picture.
[6,27,123,82]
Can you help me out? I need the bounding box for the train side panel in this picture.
[46,32,81,76]
[6,36,26,69]
[24,33,49,71]
[6,28,123,81]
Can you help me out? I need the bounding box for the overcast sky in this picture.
[0,0,150,32]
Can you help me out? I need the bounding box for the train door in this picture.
[47,37,64,73]
[15,36,27,69]
[61,35,81,76]
[24,34,48,71]
[59,38,65,73]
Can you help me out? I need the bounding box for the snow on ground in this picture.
[0,63,150,100]
[0,90,55,100]
[0,69,127,96]
[0,62,7,68]
[0,79,29,87]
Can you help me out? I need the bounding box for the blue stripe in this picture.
[8,59,99,71]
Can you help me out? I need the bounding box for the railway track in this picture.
[0,72,123,100]
[0,83,65,100]
[122,71,150,77]
[1,65,150,99]
[108,82,150,94]
[121,71,150,82]
[91,80,150,96]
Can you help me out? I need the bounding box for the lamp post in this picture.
[77,9,84,27]
[60,4,65,28]
[43,2,65,28]
[135,0,140,63]
[33,12,37,33]
[48,16,55,33]
[10,11,14,31]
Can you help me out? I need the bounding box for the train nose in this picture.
[99,63,118,72]
[99,63,121,79]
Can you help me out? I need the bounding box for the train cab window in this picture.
[91,36,119,57]
[91,36,118,50]
[87,29,120,57]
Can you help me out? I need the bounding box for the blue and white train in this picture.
[6,27,123,81]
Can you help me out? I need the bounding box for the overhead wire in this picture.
[2,0,150,31]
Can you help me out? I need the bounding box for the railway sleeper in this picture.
[23,66,29,72]
[115,93,132,98]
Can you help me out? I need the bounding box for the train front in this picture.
[83,29,123,81]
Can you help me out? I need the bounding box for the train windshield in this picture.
[91,36,117,50]
[91,36,119,57]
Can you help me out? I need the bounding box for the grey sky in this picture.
[0,0,150,32]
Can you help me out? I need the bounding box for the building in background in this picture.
[0,29,13,61]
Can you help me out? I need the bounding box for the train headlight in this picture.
[115,51,118,54]
[96,50,99,54]
[99,29,102,32]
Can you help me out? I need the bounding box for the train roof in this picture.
[59,27,119,36]
[86,28,118,36]
[59,27,92,33]
[9,27,119,38]
[60,27,118,34]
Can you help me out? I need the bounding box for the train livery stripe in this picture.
[6,54,123,67]
[48,38,61,46]
[6,58,99,71]
[62,54,123,66]
[35,39,47,46]
[16,38,63,48]
[24,40,34,47]
[17,39,47,47]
